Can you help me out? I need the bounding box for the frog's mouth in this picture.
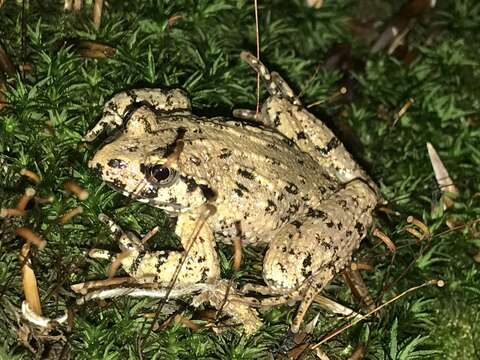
[104,179,185,211]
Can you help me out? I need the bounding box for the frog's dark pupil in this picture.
[151,165,170,182]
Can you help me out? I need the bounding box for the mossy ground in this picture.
[0,0,479,359]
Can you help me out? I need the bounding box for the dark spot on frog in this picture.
[263,156,280,166]
[189,155,202,165]
[110,178,126,191]
[307,208,328,220]
[108,158,127,169]
[346,230,352,237]
[301,194,310,202]
[337,222,343,230]
[143,117,153,133]
[219,148,232,159]
[302,254,312,268]
[139,185,158,199]
[200,269,209,282]
[265,200,277,214]
[106,101,118,112]
[302,254,312,278]
[199,184,216,200]
[182,176,198,192]
[323,242,332,250]
[296,131,306,140]
[285,182,299,195]
[327,221,335,228]
[237,168,255,180]
[92,163,104,176]
[235,182,250,193]
[234,188,244,197]
[288,203,300,215]
[168,196,177,203]
[273,114,281,127]
[297,158,304,165]
[125,89,138,102]
[315,137,341,155]
[318,185,327,195]
[130,250,146,274]
[197,256,206,263]
[291,220,302,228]
[338,199,347,208]
[355,222,365,236]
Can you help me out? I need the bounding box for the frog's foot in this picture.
[192,280,262,335]
[84,88,191,141]
[240,51,301,105]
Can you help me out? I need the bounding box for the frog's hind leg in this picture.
[84,88,191,141]
[261,179,377,333]
[240,52,379,193]
[240,51,301,105]
[233,52,300,123]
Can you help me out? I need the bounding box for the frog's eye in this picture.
[149,165,178,186]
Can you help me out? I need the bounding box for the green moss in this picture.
[1,0,479,358]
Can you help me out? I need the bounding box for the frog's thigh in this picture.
[84,88,191,141]
[263,179,376,291]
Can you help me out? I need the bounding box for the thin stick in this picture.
[311,280,441,349]
[92,0,103,30]
[20,168,41,183]
[254,0,260,115]
[373,228,396,252]
[407,215,430,237]
[16,227,46,250]
[59,206,83,224]
[141,226,160,245]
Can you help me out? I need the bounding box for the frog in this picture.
[82,51,379,335]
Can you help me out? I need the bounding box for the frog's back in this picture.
[162,115,338,244]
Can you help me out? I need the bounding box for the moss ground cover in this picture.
[1,0,479,358]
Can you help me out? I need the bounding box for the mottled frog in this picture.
[83,52,378,334]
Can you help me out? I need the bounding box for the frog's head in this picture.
[88,109,212,213]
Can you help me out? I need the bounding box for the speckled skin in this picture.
[84,52,378,333]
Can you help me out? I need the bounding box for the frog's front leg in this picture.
[84,88,191,141]
[257,179,377,333]
[92,208,220,286]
